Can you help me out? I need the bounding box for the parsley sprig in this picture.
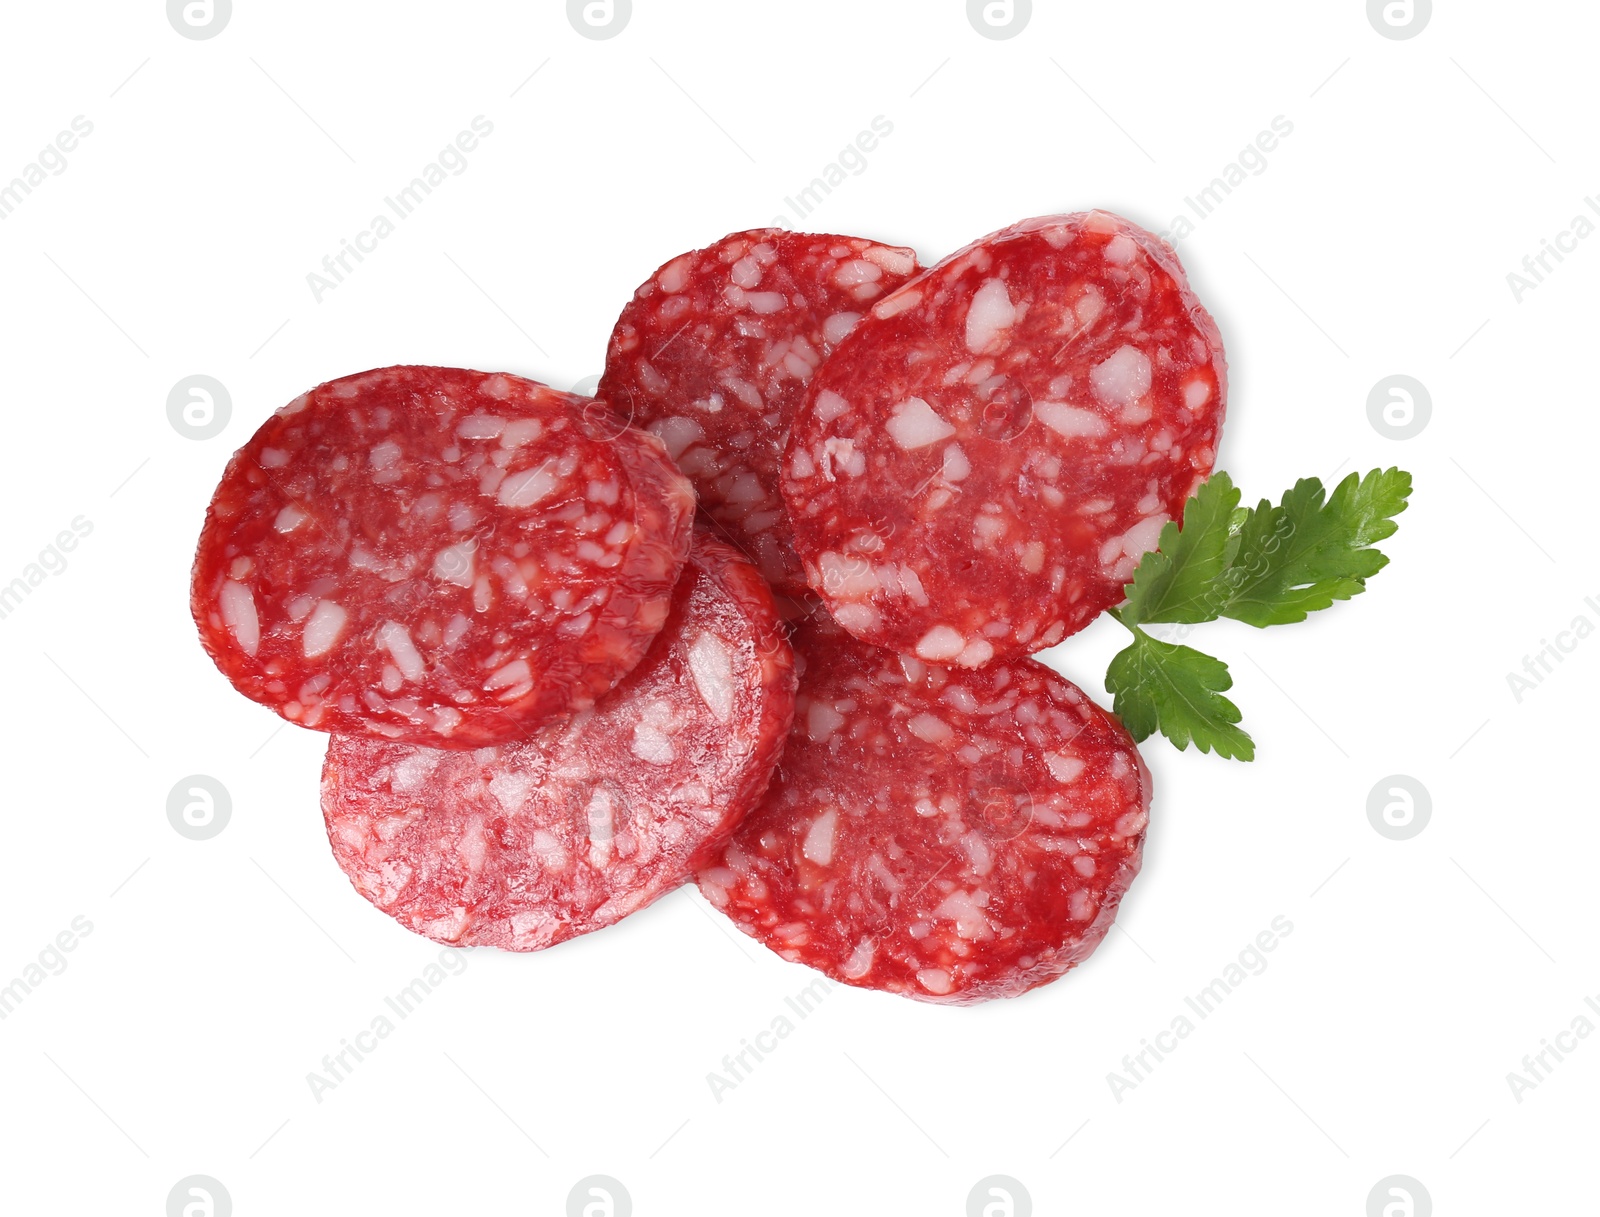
[1103,468,1412,760]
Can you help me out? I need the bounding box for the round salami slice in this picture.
[192,366,695,749]
[321,533,797,951]
[696,621,1149,1004]
[782,210,1227,667]
[600,229,922,595]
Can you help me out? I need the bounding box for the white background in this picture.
[0,1,1593,1213]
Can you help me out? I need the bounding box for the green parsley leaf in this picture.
[1120,472,1242,625]
[1104,620,1255,761]
[1103,467,1410,760]
[1215,468,1412,627]
[1120,468,1411,629]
